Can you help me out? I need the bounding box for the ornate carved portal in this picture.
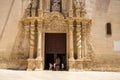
[11,0,93,71]
[43,12,69,70]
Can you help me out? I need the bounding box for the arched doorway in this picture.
[44,33,67,70]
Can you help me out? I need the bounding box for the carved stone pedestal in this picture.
[27,59,35,71]
[75,59,84,71]
[75,59,92,71]
[68,59,75,71]
[83,59,92,71]
[35,58,43,71]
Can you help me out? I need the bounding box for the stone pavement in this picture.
[0,69,120,80]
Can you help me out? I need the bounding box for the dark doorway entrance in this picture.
[44,33,66,70]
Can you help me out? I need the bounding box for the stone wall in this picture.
[0,0,23,69]
[91,0,120,71]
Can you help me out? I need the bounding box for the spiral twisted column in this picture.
[27,20,35,71]
[29,20,35,59]
[24,21,30,58]
[76,20,82,59]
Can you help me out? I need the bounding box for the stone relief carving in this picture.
[31,0,37,9]
[44,12,68,32]
[52,0,61,12]
[85,22,94,60]
[74,0,86,17]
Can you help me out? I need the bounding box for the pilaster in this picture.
[35,20,43,70]
[38,0,43,17]
[69,0,73,17]
[31,0,37,17]
[81,22,87,58]
[46,0,50,12]
[31,9,36,17]
[68,19,74,60]
[68,19,75,71]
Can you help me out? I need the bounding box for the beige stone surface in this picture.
[90,0,120,70]
[0,69,120,80]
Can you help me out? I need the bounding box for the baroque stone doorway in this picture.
[44,33,67,70]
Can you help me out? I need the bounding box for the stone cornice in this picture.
[21,17,44,23]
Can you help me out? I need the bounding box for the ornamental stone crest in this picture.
[44,12,68,32]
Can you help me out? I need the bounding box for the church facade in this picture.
[20,0,93,71]
[0,0,120,71]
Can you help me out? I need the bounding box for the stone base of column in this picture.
[83,59,92,71]
[27,59,35,71]
[75,59,84,71]
[35,58,43,71]
[68,59,75,71]
[75,59,92,71]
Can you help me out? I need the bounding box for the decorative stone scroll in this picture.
[44,12,68,32]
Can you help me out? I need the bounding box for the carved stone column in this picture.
[46,0,50,11]
[25,8,31,17]
[76,9,80,18]
[69,20,74,60]
[43,0,50,18]
[24,21,30,58]
[75,20,84,71]
[38,0,43,17]
[68,19,75,71]
[82,22,87,58]
[39,0,42,10]
[76,20,82,59]
[27,20,35,70]
[35,20,43,70]
[29,21,35,59]
[69,0,73,17]
[31,9,36,17]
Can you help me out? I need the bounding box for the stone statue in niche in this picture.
[52,0,61,12]
[74,0,85,17]
[31,0,37,8]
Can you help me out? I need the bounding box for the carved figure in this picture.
[52,0,60,11]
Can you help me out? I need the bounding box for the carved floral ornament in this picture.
[44,12,68,32]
